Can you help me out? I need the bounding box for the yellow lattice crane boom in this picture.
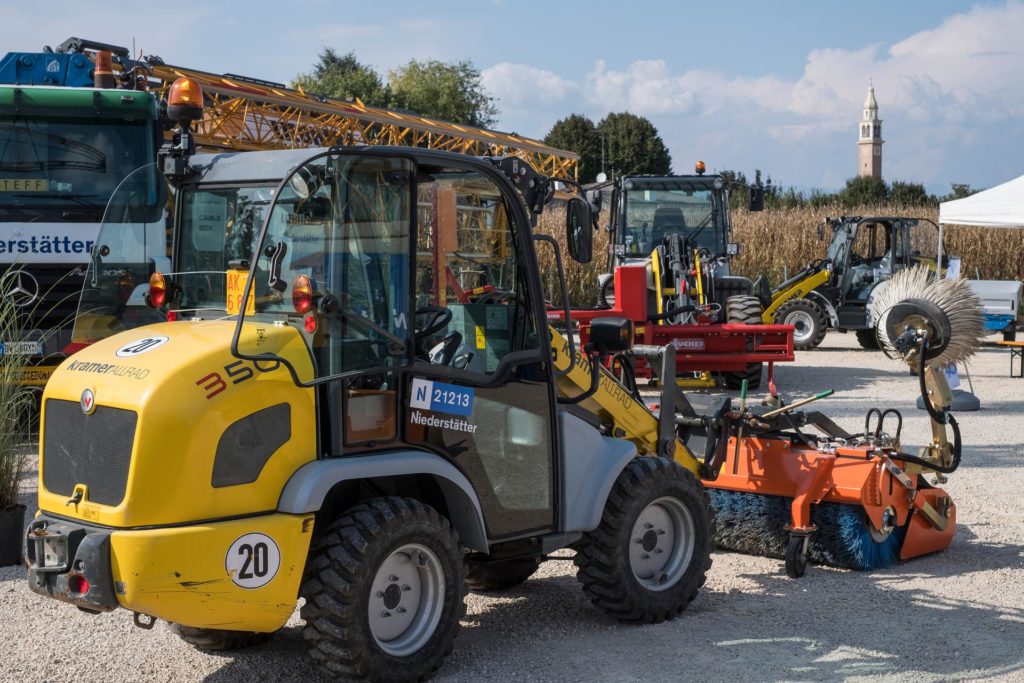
[144,62,578,180]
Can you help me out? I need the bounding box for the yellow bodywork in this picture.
[39,319,319,630]
[110,513,314,631]
[550,325,701,475]
[762,268,831,324]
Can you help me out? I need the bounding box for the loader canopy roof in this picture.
[617,175,727,257]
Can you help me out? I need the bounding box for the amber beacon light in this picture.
[167,77,205,123]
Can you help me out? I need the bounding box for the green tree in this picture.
[544,114,601,183]
[596,112,671,177]
[839,175,887,208]
[292,48,390,106]
[888,180,933,207]
[940,183,981,202]
[388,59,498,128]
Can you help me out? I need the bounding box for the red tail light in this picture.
[148,272,167,308]
[293,275,314,314]
[68,575,90,594]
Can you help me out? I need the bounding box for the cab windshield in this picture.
[234,152,414,385]
[0,117,151,214]
[619,184,725,256]
[72,163,169,344]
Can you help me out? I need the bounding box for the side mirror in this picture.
[566,197,593,264]
[748,187,765,212]
[817,224,825,241]
[726,243,740,257]
[586,188,603,215]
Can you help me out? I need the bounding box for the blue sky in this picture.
[2,1,1020,193]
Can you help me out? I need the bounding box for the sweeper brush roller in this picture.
[704,266,980,577]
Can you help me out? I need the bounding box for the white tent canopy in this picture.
[939,174,1024,228]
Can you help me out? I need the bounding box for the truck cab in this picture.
[0,40,160,384]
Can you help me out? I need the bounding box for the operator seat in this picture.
[651,207,687,251]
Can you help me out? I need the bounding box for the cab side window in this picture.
[415,169,538,374]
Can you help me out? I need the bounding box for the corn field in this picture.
[537,203,1024,307]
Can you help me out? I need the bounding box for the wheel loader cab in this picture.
[232,149,562,539]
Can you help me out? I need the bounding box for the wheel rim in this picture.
[628,496,696,592]
[368,543,445,657]
[784,309,816,344]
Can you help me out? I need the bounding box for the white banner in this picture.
[0,222,98,264]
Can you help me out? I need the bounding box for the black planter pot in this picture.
[0,504,27,567]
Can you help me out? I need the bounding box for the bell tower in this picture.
[858,84,883,179]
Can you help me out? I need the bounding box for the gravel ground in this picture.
[3,332,1024,682]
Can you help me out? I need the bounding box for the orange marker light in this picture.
[93,50,116,89]
[293,274,314,314]
[167,77,205,122]
[148,272,167,308]
[695,160,706,175]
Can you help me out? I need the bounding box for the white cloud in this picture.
[485,2,1024,190]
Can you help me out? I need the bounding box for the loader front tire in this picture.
[775,298,827,350]
[465,556,541,592]
[300,497,466,681]
[171,624,272,651]
[575,458,713,623]
[723,295,764,390]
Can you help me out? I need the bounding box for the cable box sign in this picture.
[409,378,474,416]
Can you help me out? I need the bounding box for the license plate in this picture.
[41,536,67,569]
[0,340,43,356]
[225,270,255,316]
[19,365,55,386]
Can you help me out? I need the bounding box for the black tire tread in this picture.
[574,457,714,624]
[855,328,880,349]
[724,295,764,390]
[299,496,467,682]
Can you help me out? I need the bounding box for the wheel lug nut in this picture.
[657,529,666,535]
[376,591,385,598]
[389,575,399,582]
[655,548,664,554]
[381,611,391,618]
[641,553,650,560]
[402,584,411,592]
[644,523,654,529]
[397,607,407,614]
[634,538,644,544]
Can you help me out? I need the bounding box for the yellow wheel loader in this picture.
[757,216,942,350]
[25,90,734,681]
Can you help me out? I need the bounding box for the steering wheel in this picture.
[414,304,452,338]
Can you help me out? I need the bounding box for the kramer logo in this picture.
[80,388,96,415]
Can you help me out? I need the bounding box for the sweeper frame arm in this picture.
[547,324,708,476]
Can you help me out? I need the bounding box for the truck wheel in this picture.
[171,624,272,651]
[575,457,713,623]
[775,298,827,350]
[465,556,541,592]
[855,328,880,350]
[723,295,763,390]
[300,497,467,681]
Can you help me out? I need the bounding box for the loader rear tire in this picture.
[723,295,763,390]
[575,458,713,623]
[300,497,466,681]
[855,328,880,350]
[465,556,541,592]
[775,298,827,350]
[172,624,272,651]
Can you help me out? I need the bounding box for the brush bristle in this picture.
[709,490,906,570]
[871,266,985,368]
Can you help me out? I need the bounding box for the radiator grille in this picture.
[43,399,137,507]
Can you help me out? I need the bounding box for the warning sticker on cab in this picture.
[226,270,255,316]
[410,378,474,416]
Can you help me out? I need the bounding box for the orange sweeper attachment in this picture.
[694,268,984,577]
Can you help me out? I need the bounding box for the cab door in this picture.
[403,161,558,541]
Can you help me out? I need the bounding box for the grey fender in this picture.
[807,290,839,328]
[558,411,637,533]
[278,450,489,552]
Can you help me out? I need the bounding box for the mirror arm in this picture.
[533,233,576,378]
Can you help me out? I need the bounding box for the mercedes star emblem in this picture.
[1,269,41,308]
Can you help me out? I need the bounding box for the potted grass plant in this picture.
[0,271,34,566]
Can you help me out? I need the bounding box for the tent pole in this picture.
[936,223,944,282]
